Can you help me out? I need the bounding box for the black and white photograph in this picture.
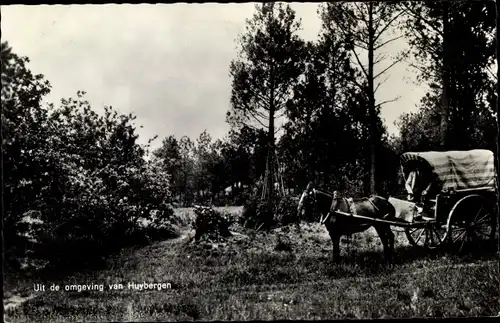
[2,2,499,321]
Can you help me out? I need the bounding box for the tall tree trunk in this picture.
[266,58,276,217]
[440,2,450,149]
[183,160,188,206]
[368,2,377,195]
[304,104,311,185]
[267,102,275,211]
[496,0,500,255]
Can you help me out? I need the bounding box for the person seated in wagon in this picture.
[404,165,438,216]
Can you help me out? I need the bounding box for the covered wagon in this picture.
[399,149,498,250]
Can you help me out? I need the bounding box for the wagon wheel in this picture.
[443,194,496,253]
[405,221,447,250]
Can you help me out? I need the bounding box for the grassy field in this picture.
[4,206,499,321]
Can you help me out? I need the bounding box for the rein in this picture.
[311,189,338,225]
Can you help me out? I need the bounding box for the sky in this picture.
[2,3,427,150]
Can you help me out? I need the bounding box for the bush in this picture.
[193,205,232,242]
[240,199,270,230]
[136,207,180,243]
[2,48,176,270]
[239,194,301,230]
[274,195,299,225]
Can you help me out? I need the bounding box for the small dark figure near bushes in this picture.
[193,205,232,242]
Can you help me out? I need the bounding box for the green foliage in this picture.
[153,135,182,188]
[2,41,174,270]
[399,0,497,152]
[225,125,268,185]
[395,98,442,152]
[279,34,371,194]
[238,193,302,231]
[227,2,307,213]
[275,195,300,225]
[193,206,232,242]
[319,1,406,194]
[227,2,306,130]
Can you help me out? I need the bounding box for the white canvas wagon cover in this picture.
[400,149,497,191]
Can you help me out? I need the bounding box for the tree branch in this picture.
[376,96,401,108]
[274,84,291,108]
[487,67,497,80]
[275,110,288,120]
[353,41,370,51]
[352,49,369,78]
[412,29,441,60]
[254,100,269,112]
[373,5,393,33]
[246,123,267,133]
[373,8,407,43]
[247,109,268,129]
[405,59,438,77]
[373,52,388,66]
[243,82,271,110]
[374,58,401,80]
[402,2,443,37]
[331,18,368,73]
[252,104,270,119]
[353,2,368,27]
[374,34,405,51]
[374,74,390,94]
[349,77,367,96]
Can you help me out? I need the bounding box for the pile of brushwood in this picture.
[193,205,232,242]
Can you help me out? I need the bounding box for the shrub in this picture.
[2,47,176,270]
[274,195,299,225]
[193,205,232,242]
[239,194,301,230]
[240,199,271,230]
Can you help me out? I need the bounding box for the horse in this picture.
[297,182,396,263]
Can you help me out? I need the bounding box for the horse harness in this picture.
[320,195,380,225]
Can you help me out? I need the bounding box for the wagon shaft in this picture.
[332,210,423,228]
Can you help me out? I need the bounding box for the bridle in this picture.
[299,187,336,225]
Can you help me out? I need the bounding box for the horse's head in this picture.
[297,181,317,219]
[297,182,338,222]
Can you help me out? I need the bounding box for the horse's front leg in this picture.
[387,229,395,252]
[375,225,394,264]
[328,231,341,263]
[387,229,395,263]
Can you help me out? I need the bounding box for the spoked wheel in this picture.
[405,221,447,250]
[443,194,496,253]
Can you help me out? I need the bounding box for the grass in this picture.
[4,206,499,321]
